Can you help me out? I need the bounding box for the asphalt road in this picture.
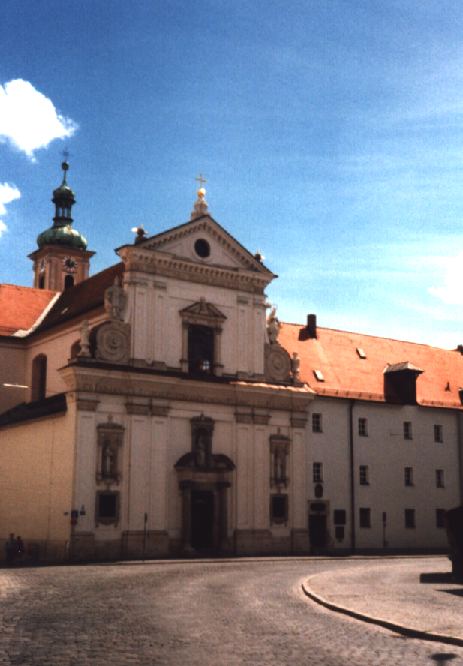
[1,558,462,665]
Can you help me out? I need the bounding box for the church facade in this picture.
[0,164,462,561]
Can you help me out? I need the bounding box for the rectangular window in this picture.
[404,466,414,487]
[335,526,345,541]
[404,508,415,529]
[436,509,446,529]
[358,418,368,437]
[312,413,323,433]
[333,509,346,525]
[434,424,443,443]
[436,469,445,488]
[359,507,371,528]
[96,491,119,525]
[403,421,413,440]
[313,462,323,483]
[270,494,288,525]
[359,465,369,485]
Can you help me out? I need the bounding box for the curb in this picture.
[301,579,463,648]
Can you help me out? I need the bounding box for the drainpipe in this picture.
[349,400,356,552]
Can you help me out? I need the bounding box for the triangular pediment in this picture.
[135,214,274,276]
[180,299,227,322]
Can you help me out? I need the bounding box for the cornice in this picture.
[60,365,313,413]
[117,246,273,294]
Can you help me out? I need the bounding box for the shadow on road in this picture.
[419,572,454,584]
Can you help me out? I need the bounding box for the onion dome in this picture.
[36,160,88,250]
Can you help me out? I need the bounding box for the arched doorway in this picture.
[175,415,235,555]
[175,454,235,555]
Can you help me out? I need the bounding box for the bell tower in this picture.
[29,160,94,292]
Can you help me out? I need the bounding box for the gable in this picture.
[137,215,273,276]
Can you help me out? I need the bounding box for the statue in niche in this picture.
[267,306,281,344]
[104,277,127,321]
[273,446,286,483]
[194,429,210,468]
[102,440,117,478]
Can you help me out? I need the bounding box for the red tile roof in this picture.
[0,285,57,335]
[34,263,124,334]
[279,323,463,409]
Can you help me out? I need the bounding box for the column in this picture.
[179,480,193,550]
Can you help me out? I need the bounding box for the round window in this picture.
[194,238,211,258]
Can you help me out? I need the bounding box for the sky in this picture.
[1,0,463,348]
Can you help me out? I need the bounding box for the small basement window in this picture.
[96,491,119,525]
[270,494,288,525]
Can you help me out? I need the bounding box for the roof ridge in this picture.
[280,321,458,352]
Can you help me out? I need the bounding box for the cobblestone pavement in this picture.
[1,558,463,665]
[305,557,463,641]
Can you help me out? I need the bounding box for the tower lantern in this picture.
[29,160,95,292]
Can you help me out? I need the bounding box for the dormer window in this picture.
[384,362,423,405]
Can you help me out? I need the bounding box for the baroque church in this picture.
[0,162,462,562]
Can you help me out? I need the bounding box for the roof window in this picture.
[313,369,325,382]
[356,347,366,359]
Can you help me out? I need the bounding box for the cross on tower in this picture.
[195,174,207,188]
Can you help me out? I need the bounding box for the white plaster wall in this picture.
[0,342,27,412]
[308,398,352,548]
[74,395,304,541]
[353,402,459,549]
[126,273,267,376]
[24,312,106,403]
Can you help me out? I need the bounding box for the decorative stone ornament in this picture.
[264,343,292,383]
[77,320,91,358]
[270,435,290,488]
[267,306,281,344]
[104,277,127,321]
[94,320,131,364]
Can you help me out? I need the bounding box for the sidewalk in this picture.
[302,556,463,646]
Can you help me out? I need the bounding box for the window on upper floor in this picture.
[31,354,47,401]
[434,424,443,443]
[359,508,371,528]
[188,324,214,375]
[359,465,369,485]
[436,469,445,488]
[64,274,74,290]
[358,418,368,437]
[403,421,413,440]
[404,508,416,529]
[312,413,323,433]
[404,466,414,487]
[313,462,323,483]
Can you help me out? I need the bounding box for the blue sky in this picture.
[2,1,463,347]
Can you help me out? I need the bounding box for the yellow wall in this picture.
[0,410,75,560]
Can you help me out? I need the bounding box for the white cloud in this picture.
[428,252,463,305]
[0,79,77,160]
[0,182,21,237]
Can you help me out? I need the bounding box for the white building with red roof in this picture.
[0,166,461,561]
